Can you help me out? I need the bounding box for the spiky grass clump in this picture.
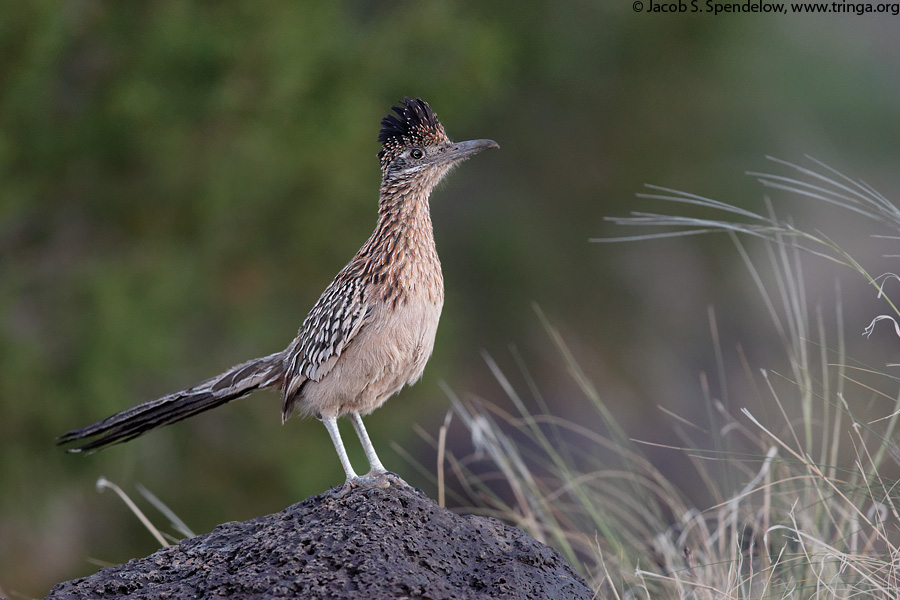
[430,159,900,598]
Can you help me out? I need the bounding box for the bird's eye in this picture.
[410,148,424,160]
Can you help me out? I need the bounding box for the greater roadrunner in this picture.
[58,97,498,488]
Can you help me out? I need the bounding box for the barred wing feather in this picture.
[283,272,370,399]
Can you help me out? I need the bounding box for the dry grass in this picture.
[427,159,900,599]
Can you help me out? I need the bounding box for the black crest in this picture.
[378,97,448,166]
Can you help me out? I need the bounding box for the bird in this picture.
[57,97,498,490]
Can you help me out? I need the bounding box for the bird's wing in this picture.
[283,268,371,398]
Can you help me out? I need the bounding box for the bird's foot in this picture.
[332,471,408,497]
[331,476,387,498]
[373,470,408,487]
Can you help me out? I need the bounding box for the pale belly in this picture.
[298,299,443,418]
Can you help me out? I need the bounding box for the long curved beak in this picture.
[441,139,499,163]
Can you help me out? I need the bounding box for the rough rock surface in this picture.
[46,483,594,599]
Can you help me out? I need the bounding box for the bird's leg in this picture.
[323,414,393,495]
[322,416,359,483]
[349,412,386,476]
[350,412,406,486]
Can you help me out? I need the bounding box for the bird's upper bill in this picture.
[377,97,498,168]
[435,138,499,165]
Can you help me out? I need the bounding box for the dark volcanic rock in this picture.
[46,484,594,599]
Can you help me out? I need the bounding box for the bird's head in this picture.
[377,97,498,190]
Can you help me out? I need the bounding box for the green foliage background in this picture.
[2,2,899,596]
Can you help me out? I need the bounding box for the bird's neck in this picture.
[358,177,443,305]
[378,175,436,227]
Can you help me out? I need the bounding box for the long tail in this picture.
[57,352,284,453]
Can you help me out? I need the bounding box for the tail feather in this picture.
[57,352,284,452]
